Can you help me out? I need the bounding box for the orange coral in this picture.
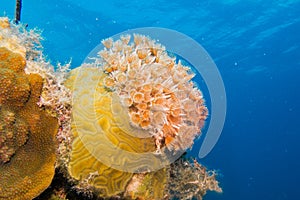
[0,47,58,200]
[100,34,208,151]
[1,17,72,173]
[0,47,29,108]
[0,108,29,163]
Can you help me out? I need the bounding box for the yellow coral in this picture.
[125,168,168,200]
[0,47,58,200]
[67,34,209,198]
[67,67,158,197]
[68,126,134,197]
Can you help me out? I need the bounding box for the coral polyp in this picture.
[0,108,29,163]
[100,34,208,152]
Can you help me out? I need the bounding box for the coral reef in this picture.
[66,67,157,197]
[0,17,71,200]
[68,123,134,197]
[124,168,168,200]
[65,34,214,199]
[0,17,41,59]
[167,159,222,200]
[0,16,222,200]
[100,34,208,152]
[124,157,222,200]
[0,17,72,172]
[29,60,72,171]
[36,157,222,200]
[0,46,58,200]
[0,107,29,163]
[0,47,29,108]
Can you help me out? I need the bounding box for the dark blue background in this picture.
[1,0,299,199]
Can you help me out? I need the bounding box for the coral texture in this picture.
[0,17,71,200]
[124,168,168,200]
[30,60,72,171]
[0,17,41,58]
[0,17,72,173]
[67,67,157,197]
[66,34,209,198]
[100,34,208,152]
[0,108,29,163]
[68,126,134,197]
[167,159,222,200]
[0,47,58,200]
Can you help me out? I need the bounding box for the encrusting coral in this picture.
[0,17,72,172]
[0,17,71,200]
[0,46,58,200]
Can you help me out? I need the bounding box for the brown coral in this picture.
[0,16,73,173]
[0,47,58,200]
[0,108,29,163]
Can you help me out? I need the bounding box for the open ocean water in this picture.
[1,0,299,199]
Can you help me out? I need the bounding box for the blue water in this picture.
[1,0,299,199]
